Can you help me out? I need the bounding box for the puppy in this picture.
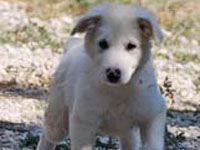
[37,3,166,150]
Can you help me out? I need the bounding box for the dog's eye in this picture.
[98,39,109,50]
[126,42,136,51]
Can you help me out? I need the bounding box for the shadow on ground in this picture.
[0,81,199,150]
[1,109,199,150]
[0,81,48,100]
[168,109,200,128]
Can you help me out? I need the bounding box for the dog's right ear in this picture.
[71,15,101,36]
[133,5,163,44]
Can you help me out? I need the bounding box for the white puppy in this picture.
[37,3,166,150]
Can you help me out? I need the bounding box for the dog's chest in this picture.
[99,98,135,135]
[97,89,160,135]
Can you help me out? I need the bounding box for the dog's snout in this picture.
[105,68,121,83]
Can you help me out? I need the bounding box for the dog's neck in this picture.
[130,41,153,84]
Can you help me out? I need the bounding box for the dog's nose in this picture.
[106,68,121,83]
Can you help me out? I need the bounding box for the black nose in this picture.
[106,68,121,83]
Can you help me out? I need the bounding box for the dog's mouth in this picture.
[103,81,122,87]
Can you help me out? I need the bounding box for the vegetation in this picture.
[5,0,199,44]
[1,0,199,52]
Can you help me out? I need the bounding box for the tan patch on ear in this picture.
[137,18,153,39]
[71,15,101,35]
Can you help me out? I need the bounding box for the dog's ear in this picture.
[71,3,111,36]
[134,5,163,44]
[71,15,101,36]
[137,17,153,40]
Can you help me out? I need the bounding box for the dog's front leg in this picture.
[70,113,100,150]
[69,98,102,150]
[140,110,166,150]
[120,127,140,150]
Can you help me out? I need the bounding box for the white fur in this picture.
[37,3,166,150]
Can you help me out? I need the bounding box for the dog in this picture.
[37,3,166,150]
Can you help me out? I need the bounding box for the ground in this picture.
[0,1,199,150]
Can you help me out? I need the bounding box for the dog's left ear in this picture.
[71,15,101,36]
[134,5,163,44]
[137,17,153,40]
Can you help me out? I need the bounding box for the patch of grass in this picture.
[0,21,63,52]
[5,0,200,44]
[153,50,169,60]
[96,137,118,149]
[0,32,14,44]
[19,134,118,150]
[193,76,200,91]
[6,0,139,21]
[37,100,48,110]
[55,144,70,150]
[19,128,186,150]
[165,127,186,149]
[174,51,200,64]
[20,131,39,149]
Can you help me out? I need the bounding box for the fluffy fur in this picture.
[37,3,166,150]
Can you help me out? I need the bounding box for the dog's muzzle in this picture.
[105,67,121,84]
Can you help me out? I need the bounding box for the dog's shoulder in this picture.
[64,37,83,53]
[52,37,85,84]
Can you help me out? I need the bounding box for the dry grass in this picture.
[3,0,200,43]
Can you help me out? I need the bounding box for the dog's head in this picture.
[71,3,163,86]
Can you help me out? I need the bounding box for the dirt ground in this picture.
[0,1,199,150]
